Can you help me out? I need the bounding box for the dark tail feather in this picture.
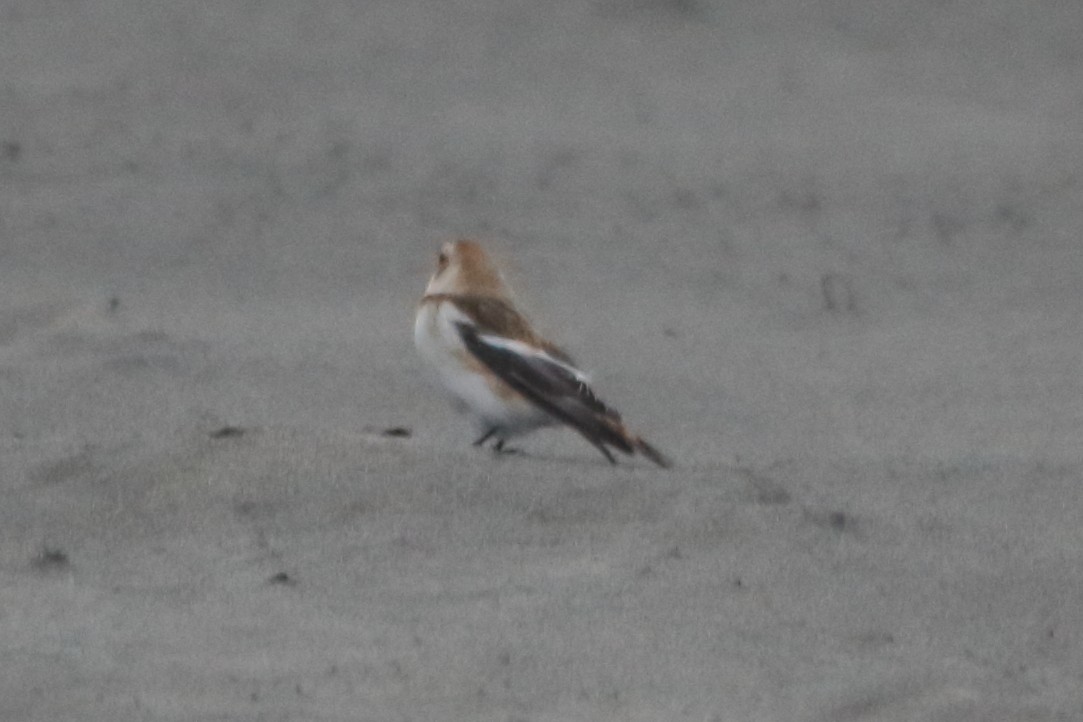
[567,418,672,469]
[631,434,672,469]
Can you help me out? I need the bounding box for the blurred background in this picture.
[2,0,1081,465]
[3,2,1083,720]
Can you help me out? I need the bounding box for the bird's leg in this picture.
[473,428,497,447]
[591,441,617,465]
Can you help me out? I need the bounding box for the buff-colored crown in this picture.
[424,240,511,298]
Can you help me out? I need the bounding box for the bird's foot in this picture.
[491,439,523,457]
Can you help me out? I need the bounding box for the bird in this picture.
[414,239,670,468]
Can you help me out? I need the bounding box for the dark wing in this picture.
[456,322,634,461]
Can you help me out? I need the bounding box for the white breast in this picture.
[414,300,550,435]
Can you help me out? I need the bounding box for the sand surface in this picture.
[3,1,1083,719]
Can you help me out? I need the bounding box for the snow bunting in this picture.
[414,239,670,467]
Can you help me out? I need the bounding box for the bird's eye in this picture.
[436,252,449,272]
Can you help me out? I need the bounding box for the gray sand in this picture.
[3,1,1082,720]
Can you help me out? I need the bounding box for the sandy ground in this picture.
[3,1,1083,719]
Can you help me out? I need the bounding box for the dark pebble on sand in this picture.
[210,426,245,439]
[268,571,297,586]
[33,547,69,570]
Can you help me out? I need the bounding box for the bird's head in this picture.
[424,239,510,298]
